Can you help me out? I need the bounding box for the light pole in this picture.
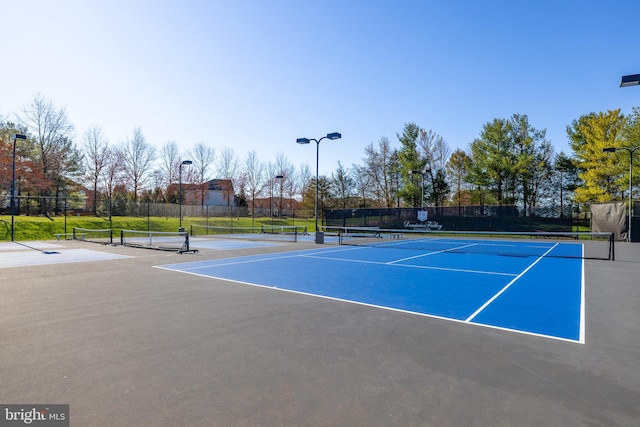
[274,175,284,223]
[411,167,430,209]
[603,146,639,242]
[617,73,640,241]
[179,159,192,230]
[11,134,27,242]
[296,132,341,243]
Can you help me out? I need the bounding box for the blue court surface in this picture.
[157,240,586,343]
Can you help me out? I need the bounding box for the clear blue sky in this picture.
[1,0,639,176]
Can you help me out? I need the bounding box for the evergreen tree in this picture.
[396,122,423,207]
[567,110,625,203]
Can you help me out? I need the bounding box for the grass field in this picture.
[0,215,316,242]
[0,213,592,242]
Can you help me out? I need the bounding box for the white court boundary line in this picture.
[300,253,517,277]
[154,263,584,344]
[156,243,586,344]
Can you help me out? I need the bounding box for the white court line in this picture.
[300,253,517,276]
[171,253,306,270]
[156,265,583,344]
[164,243,519,277]
[386,243,480,264]
[464,242,560,323]
[165,246,362,271]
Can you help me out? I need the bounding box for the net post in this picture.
[181,233,190,253]
[72,227,77,240]
[610,232,615,261]
[178,231,198,254]
[120,229,124,246]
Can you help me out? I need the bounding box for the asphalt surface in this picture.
[1,239,639,426]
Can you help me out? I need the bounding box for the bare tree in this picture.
[273,152,295,216]
[264,161,277,217]
[216,147,239,179]
[297,164,312,200]
[20,94,80,215]
[82,126,109,215]
[363,137,396,207]
[121,128,156,202]
[100,146,125,218]
[189,142,216,205]
[331,161,356,208]
[159,141,180,201]
[242,150,264,221]
[216,147,240,206]
[418,129,451,207]
[418,129,450,172]
[446,148,471,210]
[352,164,372,207]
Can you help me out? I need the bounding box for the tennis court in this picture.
[2,235,639,426]
[158,235,588,342]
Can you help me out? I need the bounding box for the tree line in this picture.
[1,94,639,218]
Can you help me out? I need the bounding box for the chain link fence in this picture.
[1,194,314,221]
[325,205,587,232]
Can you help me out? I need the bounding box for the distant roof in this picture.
[208,179,234,192]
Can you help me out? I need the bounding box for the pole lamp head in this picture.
[296,138,310,145]
[326,132,341,140]
[620,74,640,87]
[603,147,617,153]
[181,160,193,166]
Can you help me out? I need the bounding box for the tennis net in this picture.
[261,224,308,235]
[190,224,304,242]
[73,227,113,245]
[334,227,615,260]
[120,229,193,253]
